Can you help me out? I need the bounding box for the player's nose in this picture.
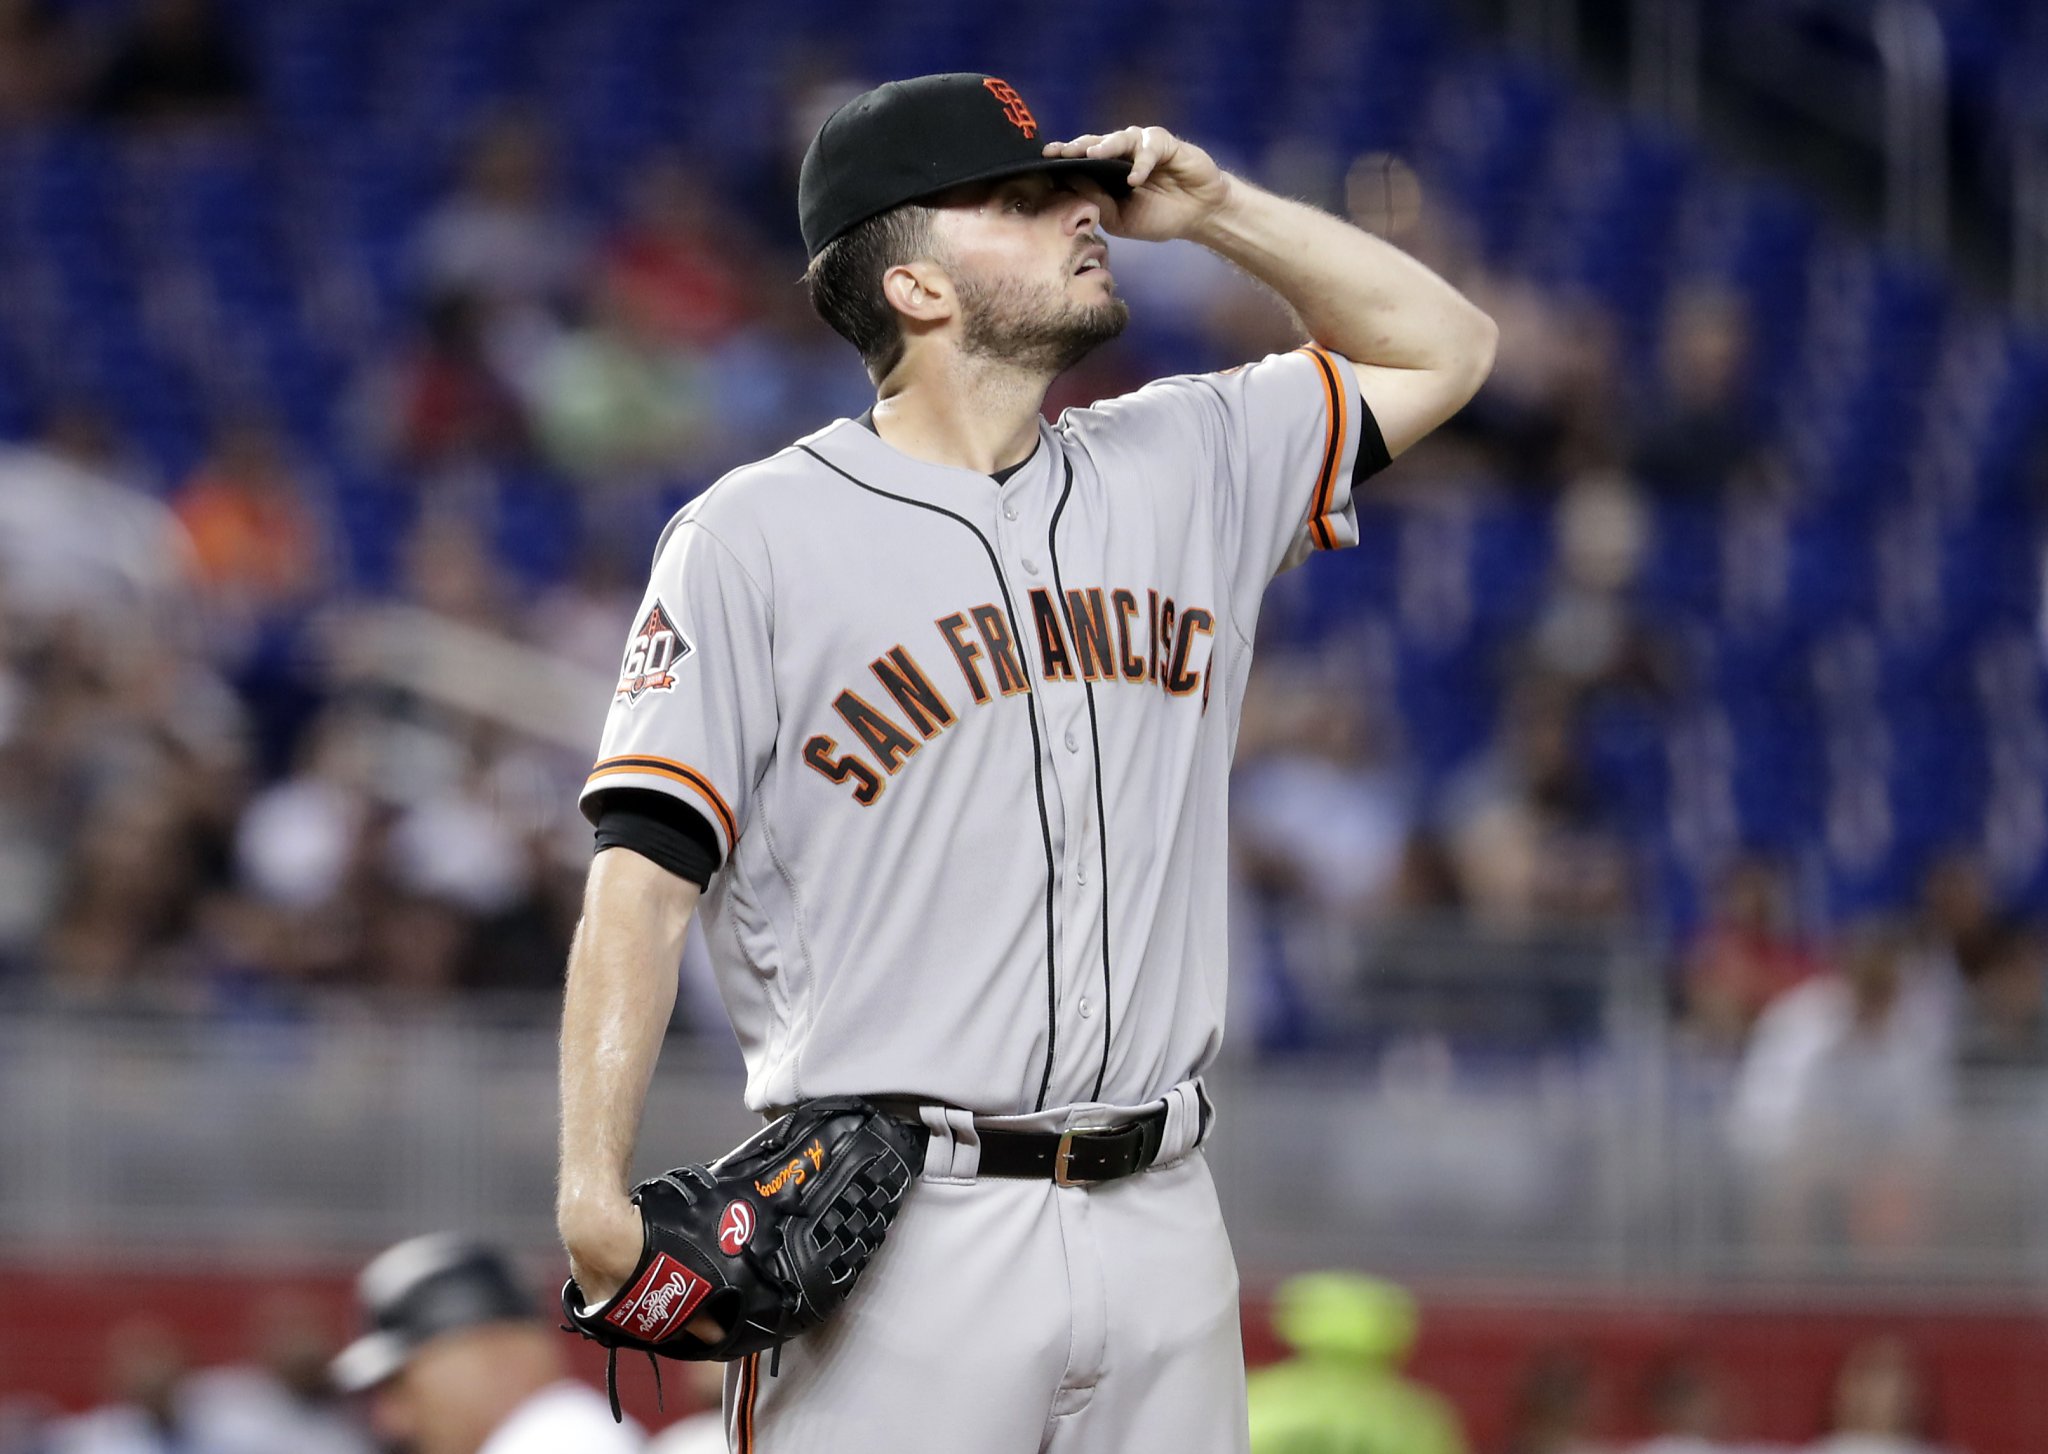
[1063,188,1101,236]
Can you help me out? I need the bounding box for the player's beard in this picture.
[952,260,1129,377]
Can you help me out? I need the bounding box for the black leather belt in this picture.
[971,1107,1170,1186]
[876,1102,1173,1186]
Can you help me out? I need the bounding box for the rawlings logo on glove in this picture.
[562,1096,926,1415]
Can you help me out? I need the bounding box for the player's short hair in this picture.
[803,203,939,384]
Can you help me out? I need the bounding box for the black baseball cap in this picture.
[798,73,1132,258]
[330,1234,537,1392]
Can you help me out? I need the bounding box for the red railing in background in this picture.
[7,1261,2046,1450]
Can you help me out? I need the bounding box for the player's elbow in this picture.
[1450,304,1498,406]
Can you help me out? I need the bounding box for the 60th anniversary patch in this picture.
[616,600,693,707]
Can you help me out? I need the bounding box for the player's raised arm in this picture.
[556,846,699,1305]
[1046,125,1497,457]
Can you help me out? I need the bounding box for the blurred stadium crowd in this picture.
[2,0,2047,1449]
[0,1268,1977,1454]
[0,0,2043,1058]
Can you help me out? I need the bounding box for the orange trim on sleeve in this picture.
[586,755,739,847]
[1296,345,1346,551]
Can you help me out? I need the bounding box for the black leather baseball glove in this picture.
[561,1095,925,1414]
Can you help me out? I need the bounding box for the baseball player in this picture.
[333,1235,644,1454]
[556,72,1496,1452]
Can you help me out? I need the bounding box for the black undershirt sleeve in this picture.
[1354,394,1393,486]
[592,788,723,888]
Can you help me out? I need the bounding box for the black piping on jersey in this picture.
[798,443,1066,1112]
[1046,455,1116,1103]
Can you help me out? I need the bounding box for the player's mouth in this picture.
[1072,243,1109,278]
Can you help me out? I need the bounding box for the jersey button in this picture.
[1075,863,1088,884]
[1064,730,1079,752]
[1079,998,1094,1018]
[1003,505,1019,521]
[1022,556,1040,574]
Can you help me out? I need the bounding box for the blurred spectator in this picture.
[413,115,586,373]
[47,1321,218,1454]
[527,278,709,484]
[1681,857,1821,1053]
[400,512,509,628]
[1450,282,1620,491]
[1954,917,2048,1071]
[234,707,373,916]
[1728,921,1955,1252]
[1630,1358,1746,1454]
[171,419,326,617]
[0,0,81,126]
[1235,671,1416,923]
[1441,676,1632,927]
[1629,288,1760,500]
[362,293,534,475]
[602,154,759,350]
[1503,1352,1610,1454]
[180,1297,369,1454]
[0,412,190,629]
[1245,1272,1467,1454]
[1527,477,1673,707]
[1809,1338,1945,1454]
[40,785,218,1005]
[1917,851,1998,982]
[85,0,251,127]
[332,1235,641,1453]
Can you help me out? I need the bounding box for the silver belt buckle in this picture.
[1053,1128,1093,1187]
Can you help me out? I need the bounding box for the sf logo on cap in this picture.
[982,78,1037,139]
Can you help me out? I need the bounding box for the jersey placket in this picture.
[996,464,1108,1106]
[1018,457,1114,1106]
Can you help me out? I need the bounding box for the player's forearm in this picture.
[1190,177,1496,381]
[556,849,698,1221]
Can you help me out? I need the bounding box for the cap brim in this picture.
[921,154,1134,203]
[330,1331,410,1394]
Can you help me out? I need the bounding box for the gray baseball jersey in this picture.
[581,345,1379,1116]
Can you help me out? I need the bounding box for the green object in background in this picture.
[1247,1274,1468,1454]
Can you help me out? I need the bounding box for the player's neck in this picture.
[870,355,1048,476]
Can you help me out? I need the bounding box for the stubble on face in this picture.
[948,240,1130,377]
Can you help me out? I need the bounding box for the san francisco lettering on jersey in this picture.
[802,582,1216,806]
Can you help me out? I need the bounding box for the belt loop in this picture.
[1156,1081,1205,1167]
[919,1104,980,1182]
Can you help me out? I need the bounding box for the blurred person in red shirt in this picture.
[171,419,324,616]
[362,293,534,476]
[1681,855,1821,1053]
[601,153,758,349]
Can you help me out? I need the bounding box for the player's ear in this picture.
[882,259,954,324]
